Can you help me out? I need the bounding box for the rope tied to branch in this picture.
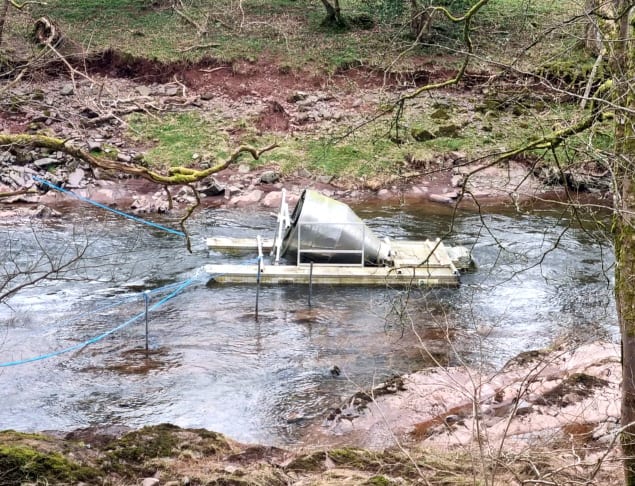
[33,176,186,238]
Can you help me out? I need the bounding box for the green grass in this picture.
[123,94,596,182]
[127,112,231,168]
[306,137,400,177]
[18,0,600,181]
[25,0,580,71]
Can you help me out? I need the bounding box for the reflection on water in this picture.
[0,202,617,445]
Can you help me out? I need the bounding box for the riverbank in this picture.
[1,340,622,485]
[0,67,613,218]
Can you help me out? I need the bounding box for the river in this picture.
[0,200,617,446]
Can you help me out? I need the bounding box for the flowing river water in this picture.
[0,200,618,446]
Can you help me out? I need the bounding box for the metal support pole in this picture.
[308,261,313,307]
[255,256,261,320]
[256,235,263,321]
[143,290,150,352]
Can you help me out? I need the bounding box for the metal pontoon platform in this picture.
[205,189,472,287]
[206,238,467,286]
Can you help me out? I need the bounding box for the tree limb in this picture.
[0,133,278,185]
[173,4,208,36]
[9,0,47,8]
[388,0,490,141]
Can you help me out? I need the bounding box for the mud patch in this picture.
[256,100,291,132]
[226,445,287,465]
[0,110,30,134]
[64,425,132,449]
[541,373,610,406]
[82,347,177,375]
[84,49,217,83]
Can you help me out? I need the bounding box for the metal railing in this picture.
[296,221,366,266]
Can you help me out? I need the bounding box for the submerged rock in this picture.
[32,204,62,218]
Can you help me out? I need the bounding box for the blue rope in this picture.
[32,176,186,238]
[42,280,199,328]
[0,277,197,368]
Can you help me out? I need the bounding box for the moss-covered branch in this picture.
[452,111,610,202]
[0,133,278,185]
[494,112,605,160]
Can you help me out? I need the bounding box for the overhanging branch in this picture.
[0,133,278,185]
[398,0,491,102]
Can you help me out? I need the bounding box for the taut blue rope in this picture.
[0,277,197,367]
[32,176,186,238]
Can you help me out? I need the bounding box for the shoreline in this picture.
[0,338,621,485]
[0,158,613,220]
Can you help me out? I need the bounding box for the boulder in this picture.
[296,95,319,107]
[316,175,333,185]
[262,191,283,208]
[231,189,264,207]
[447,151,467,163]
[259,170,280,184]
[33,157,59,168]
[67,168,85,188]
[430,107,451,120]
[436,124,461,138]
[451,175,465,188]
[5,166,36,188]
[135,85,152,97]
[289,91,308,102]
[59,83,74,96]
[165,86,180,97]
[87,140,102,152]
[224,186,241,199]
[197,179,225,197]
[428,193,453,204]
[411,127,436,142]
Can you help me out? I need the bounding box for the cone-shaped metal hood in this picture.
[279,189,391,265]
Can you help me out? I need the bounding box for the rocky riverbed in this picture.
[0,340,622,485]
[311,341,621,451]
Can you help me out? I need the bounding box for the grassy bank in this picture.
[1,424,621,485]
[22,0,582,70]
[2,0,601,182]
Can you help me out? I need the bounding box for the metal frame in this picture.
[296,221,366,266]
[270,189,290,265]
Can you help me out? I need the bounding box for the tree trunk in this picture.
[0,0,10,49]
[410,0,433,40]
[584,0,602,55]
[319,0,343,26]
[612,2,635,484]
